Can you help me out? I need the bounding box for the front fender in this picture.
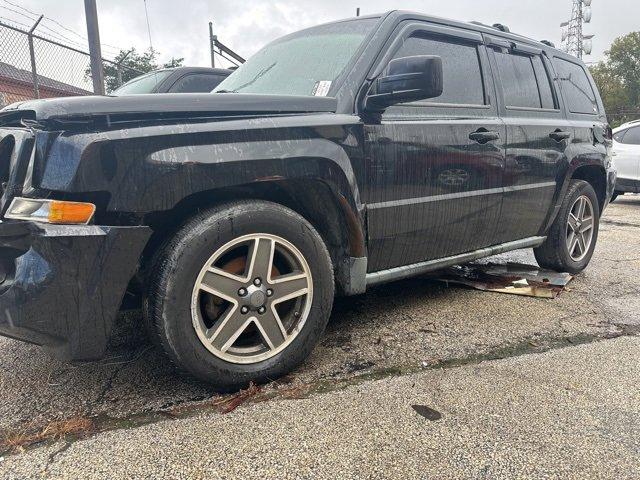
[34,115,364,218]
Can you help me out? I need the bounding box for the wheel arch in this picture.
[570,164,608,212]
[138,179,366,297]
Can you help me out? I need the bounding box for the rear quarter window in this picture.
[553,58,599,115]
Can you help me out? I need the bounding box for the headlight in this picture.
[4,197,96,224]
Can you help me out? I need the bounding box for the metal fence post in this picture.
[28,15,44,98]
[84,0,105,95]
[209,22,215,68]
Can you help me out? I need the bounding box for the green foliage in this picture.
[92,48,184,93]
[590,32,640,127]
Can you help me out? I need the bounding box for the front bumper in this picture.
[0,221,150,360]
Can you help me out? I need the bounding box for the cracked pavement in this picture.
[0,196,639,478]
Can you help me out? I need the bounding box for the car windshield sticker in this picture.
[312,81,332,97]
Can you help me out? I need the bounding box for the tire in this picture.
[534,179,600,274]
[144,200,334,390]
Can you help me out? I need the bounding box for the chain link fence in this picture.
[0,20,142,108]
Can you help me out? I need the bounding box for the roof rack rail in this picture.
[492,23,510,33]
[470,21,511,33]
[540,40,555,48]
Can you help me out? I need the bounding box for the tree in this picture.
[590,32,640,127]
[91,48,184,93]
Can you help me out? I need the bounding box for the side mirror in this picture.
[366,55,443,111]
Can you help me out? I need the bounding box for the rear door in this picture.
[487,38,571,243]
[363,23,505,272]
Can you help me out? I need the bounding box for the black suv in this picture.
[0,12,614,389]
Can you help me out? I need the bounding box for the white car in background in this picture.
[612,120,640,202]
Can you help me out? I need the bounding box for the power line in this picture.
[0,0,123,55]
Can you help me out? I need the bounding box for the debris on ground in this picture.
[0,417,94,454]
[411,405,443,421]
[218,383,261,414]
[432,262,573,299]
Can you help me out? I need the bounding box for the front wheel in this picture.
[145,200,334,390]
[534,180,600,274]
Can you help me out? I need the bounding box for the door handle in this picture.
[469,129,500,144]
[549,130,571,142]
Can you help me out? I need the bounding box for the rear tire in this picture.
[144,200,334,390]
[534,180,600,274]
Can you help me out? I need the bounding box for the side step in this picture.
[365,236,546,287]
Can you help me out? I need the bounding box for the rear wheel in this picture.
[145,200,334,389]
[534,180,600,274]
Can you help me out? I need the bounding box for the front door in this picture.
[362,25,505,272]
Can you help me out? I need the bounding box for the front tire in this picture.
[145,200,334,390]
[534,180,600,274]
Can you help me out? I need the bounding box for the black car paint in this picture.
[0,11,614,360]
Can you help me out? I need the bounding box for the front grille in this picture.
[0,129,34,213]
[0,134,15,196]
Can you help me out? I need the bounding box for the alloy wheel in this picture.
[566,195,595,262]
[191,234,312,364]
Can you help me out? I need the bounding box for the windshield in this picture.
[213,18,377,96]
[113,70,173,95]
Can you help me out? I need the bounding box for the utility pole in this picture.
[209,22,216,68]
[356,8,360,17]
[561,0,594,59]
[84,0,105,95]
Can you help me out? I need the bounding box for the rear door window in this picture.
[553,58,599,115]
[493,50,555,109]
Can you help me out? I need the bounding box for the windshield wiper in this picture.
[232,62,277,93]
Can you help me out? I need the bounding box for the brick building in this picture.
[0,61,91,108]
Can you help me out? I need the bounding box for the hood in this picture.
[0,93,338,128]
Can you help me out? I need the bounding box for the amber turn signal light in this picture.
[48,201,96,224]
[4,197,96,225]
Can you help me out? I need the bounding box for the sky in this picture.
[4,0,639,69]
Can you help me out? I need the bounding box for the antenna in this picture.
[560,0,594,59]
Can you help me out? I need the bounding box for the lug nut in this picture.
[266,289,273,297]
[238,288,247,297]
[258,306,266,314]
[241,306,249,314]
[254,278,262,286]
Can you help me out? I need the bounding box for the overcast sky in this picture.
[6,0,639,68]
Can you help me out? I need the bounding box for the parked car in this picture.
[611,120,640,201]
[112,67,231,95]
[0,11,614,389]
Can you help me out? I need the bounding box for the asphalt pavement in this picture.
[1,195,639,478]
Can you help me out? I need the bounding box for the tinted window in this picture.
[620,126,640,145]
[169,74,226,93]
[494,51,554,109]
[532,57,555,109]
[392,35,485,106]
[554,58,598,115]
